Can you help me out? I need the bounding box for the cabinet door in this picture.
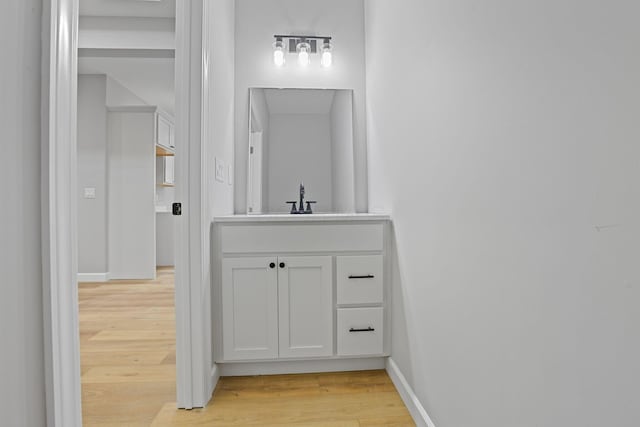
[278,256,333,358]
[169,122,175,148]
[222,257,278,360]
[156,114,172,149]
[163,156,175,185]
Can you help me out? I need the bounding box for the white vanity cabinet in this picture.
[213,215,391,373]
[221,255,332,361]
[222,257,279,360]
[277,256,333,358]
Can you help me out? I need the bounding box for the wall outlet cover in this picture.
[215,158,225,183]
[84,187,96,199]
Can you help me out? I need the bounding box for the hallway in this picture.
[79,269,413,426]
[79,268,176,425]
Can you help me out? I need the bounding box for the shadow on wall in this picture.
[390,222,416,388]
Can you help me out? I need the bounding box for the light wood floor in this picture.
[79,268,414,426]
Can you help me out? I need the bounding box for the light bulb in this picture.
[273,38,285,67]
[298,46,310,67]
[296,41,311,67]
[321,50,332,67]
[321,39,332,67]
[274,48,285,67]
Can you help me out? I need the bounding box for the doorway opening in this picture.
[75,0,179,423]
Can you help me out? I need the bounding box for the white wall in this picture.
[106,75,148,108]
[0,0,47,425]
[234,0,367,213]
[268,114,332,213]
[206,1,235,220]
[79,16,175,50]
[77,75,154,277]
[78,75,109,275]
[365,1,640,426]
[107,110,156,279]
[330,90,355,213]
[203,0,236,394]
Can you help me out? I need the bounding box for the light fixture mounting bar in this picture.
[273,35,332,41]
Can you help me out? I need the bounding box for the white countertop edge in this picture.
[213,213,391,223]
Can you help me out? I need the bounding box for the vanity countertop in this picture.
[213,213,391,223]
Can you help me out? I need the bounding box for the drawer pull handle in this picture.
[349,327,375,333]
[348,274,375,279]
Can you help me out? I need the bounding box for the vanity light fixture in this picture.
[273,34,333,68]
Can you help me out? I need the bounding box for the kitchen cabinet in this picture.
[161,156,174,186]
[156,112,174,150]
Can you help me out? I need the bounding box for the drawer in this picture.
[337,307,384,356]
[337,255,383,305]
[219,223,384,253]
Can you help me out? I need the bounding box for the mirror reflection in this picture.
[247,88,356,214]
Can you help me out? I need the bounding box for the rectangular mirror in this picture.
[247,88,356,214]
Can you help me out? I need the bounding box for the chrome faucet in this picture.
[286,182,316,214]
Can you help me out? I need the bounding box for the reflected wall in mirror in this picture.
[247,88,356,214]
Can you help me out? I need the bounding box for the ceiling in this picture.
[80,0,176,18]
[79,56,175,116]
[79,0,176,115]
[264,89,336,115]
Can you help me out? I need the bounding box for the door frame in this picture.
[42,1,211,424]
[248,131,263,213]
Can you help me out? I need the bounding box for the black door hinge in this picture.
[172,202,182,216]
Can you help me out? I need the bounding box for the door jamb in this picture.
[42,0,82,425]
[43,0,210,424]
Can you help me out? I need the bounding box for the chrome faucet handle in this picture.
[286,201,298,214]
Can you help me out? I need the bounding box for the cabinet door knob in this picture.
[279,262,285,268]
[269,262,276,269]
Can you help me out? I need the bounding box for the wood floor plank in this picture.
[80,350,170,367]
[89,329,175,342]
[80,269,414,427]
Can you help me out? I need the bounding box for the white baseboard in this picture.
[209,363,220,399]
[219,357,386,377]
[77,272,109,282]
[386,358,436,427]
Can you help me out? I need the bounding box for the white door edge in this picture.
[42,0,82,425]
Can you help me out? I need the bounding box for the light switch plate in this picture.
[84,187,96,199]
[215,158,225,183]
